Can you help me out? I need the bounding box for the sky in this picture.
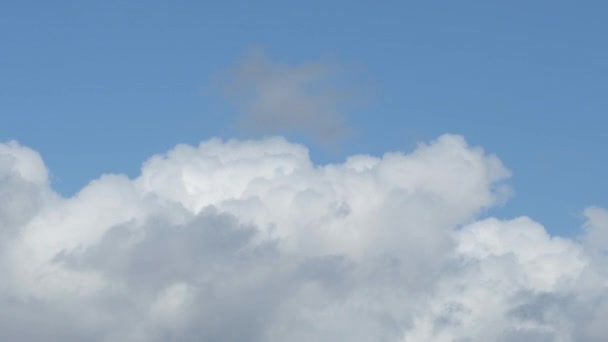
[1,1,608,341]
[2,1,607,235]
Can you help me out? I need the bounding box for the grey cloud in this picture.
[222,50,358,145]
[54,209,285,341]
[51,208,418,342]
[501,329,555,342]
[0,299,96,342]
[508,292,569,324]
[58,208,265,287]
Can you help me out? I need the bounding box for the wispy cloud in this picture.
[221,49,361,146]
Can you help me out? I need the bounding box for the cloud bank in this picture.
[0,136,606,341]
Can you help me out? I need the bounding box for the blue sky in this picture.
[2,0,607,236]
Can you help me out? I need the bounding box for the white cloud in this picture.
[0,136,606,341]
[404,217,589,341]
[582,207,608,254]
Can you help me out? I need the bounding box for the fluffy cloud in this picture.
[0,136,606,341]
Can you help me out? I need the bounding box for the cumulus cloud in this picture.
[221,50,358,145]
[0,136,606,341]
[582,207,608,254]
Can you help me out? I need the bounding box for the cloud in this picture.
[221,50,359,145]
[582,207,608,254]
[0,136,606,341]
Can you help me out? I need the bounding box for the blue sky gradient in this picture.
[2,1,607,236]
